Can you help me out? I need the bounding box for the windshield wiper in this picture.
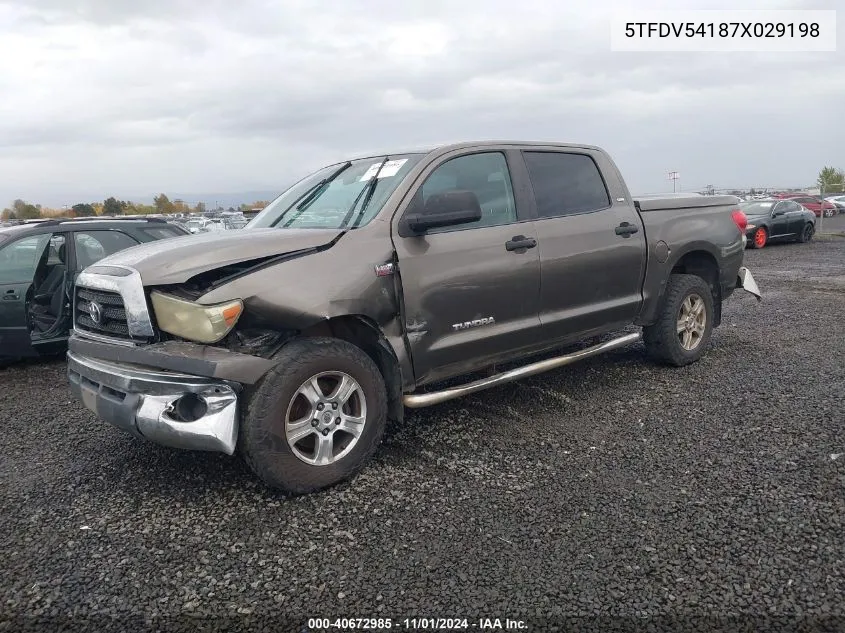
[339,156,388,230]
[270,161,352,228]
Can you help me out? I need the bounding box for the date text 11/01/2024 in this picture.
[305,618,528,630]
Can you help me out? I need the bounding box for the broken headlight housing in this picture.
[150,291,243,344]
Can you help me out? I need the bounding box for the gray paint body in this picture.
[68,141,747,393]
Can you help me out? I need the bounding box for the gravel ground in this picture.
[1,238,844,633]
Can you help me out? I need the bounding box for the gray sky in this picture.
[1,0,842,207]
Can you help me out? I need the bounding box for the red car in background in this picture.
[773,193,838,218]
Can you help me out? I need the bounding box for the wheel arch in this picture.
[299,315,405,423]
[666,250,723,327]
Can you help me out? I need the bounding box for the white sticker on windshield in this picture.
[359,158,408,181]
[758,202,773,208]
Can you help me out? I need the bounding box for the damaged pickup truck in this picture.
[67,141,762,494]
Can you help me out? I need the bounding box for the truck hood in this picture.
[96,228,343,285]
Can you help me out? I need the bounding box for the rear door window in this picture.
[522,151,611,218]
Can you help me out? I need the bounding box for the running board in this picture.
[402,331,642,408]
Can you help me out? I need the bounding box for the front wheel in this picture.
[823,208,836,218]
[239,337,388,495]
[798,222,815,243]
[643,274,714,367]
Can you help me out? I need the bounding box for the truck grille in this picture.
[75,287,132,340]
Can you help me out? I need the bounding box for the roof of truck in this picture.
[344,140,604,162]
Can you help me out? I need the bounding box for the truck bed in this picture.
[634,194,740,212]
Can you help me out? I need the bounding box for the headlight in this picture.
[150,291,243,343]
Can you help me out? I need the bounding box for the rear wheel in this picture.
[751,227,768,249]
[823,208,836,218]
[643,274,714,367]
[239,337,388,495]
[798,222,814,243]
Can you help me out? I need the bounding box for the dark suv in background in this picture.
[0,217,188,364]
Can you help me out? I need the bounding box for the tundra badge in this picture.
[452,317,495,331]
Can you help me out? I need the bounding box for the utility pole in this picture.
[668,171,679,193]
[819,182,824,234]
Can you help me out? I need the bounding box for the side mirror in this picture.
[772,209,785,217]
[405,191,482,233]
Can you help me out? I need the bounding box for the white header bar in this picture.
[611,10,836,52]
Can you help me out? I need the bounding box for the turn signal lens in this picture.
[222,304,242,327]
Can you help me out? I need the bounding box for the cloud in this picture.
[0,0,842,206]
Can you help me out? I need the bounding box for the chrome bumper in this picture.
[736,266,762,301]
[67,352,239,454]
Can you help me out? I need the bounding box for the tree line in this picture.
[1,194,271,221]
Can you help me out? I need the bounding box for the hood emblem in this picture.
[88,301,103,325]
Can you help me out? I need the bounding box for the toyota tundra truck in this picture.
[66,141,761,494]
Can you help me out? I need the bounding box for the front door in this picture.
[769,201,792,237]
[519,149,647,342]
[392,150,542,384]
[0,233,52,357]
[782,200,807,234]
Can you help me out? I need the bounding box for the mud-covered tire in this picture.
[239,337,387,495]
[798,222,814,243]
[643,274,714,367]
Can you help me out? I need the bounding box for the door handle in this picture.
[505,236,537,252]
[615,222,639,237]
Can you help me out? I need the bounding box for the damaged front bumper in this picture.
[736,266,762,301]
[68,352,240,454]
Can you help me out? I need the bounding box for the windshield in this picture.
[739,202,775,215]
[249,154,425,230]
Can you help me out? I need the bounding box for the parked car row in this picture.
[732,193,841,217]
[171,211,249,233]
[772,193,838,218]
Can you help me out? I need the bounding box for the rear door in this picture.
[519,149,647,342]
[0,233,51,357]
[392,149,542,384]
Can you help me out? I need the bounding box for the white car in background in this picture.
[824,195,845,213]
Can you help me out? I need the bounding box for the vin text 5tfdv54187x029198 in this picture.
[65,141,762,494]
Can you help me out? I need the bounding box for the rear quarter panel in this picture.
[635,200,745,325]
